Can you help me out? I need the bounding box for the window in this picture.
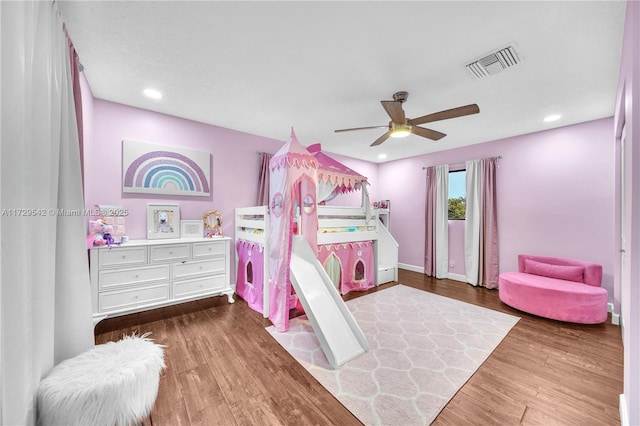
[246,261,253,284]
[448,170,466,220]
[354,260,365,281]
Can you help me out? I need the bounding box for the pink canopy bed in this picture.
[235,130,393,331]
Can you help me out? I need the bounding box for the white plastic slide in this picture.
[289,235,368,369]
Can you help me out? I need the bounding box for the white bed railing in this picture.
[235,205,269,245]
[317,206,378,245]
[234,204,399,317]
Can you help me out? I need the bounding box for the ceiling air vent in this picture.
[466,45,521,79]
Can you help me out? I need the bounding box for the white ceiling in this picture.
[58,1,627,163]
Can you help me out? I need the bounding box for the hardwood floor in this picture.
[95,269,623,425]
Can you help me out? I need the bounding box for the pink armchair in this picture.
[498,254,608,324]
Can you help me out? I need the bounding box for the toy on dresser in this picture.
[87,218,121,249]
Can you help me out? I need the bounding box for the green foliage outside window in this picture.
[448,196,466,220]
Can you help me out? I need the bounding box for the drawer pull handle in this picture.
[135,275,139,278]
[122,255,126,259]
[134,295,138,299]
[169,251,173,255]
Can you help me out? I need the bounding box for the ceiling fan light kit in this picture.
[389,122,412,138]
[334,91,480,147]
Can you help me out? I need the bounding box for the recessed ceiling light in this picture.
[378,153,388,160]
[544,114,561,122]
[143,88,162,99]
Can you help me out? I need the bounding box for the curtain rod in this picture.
[421,155,502,170]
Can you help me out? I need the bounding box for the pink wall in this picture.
[614,1,640,423]
[377,118,615,298]
[84,99,284,240]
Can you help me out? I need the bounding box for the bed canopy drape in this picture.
[308,143,371,210]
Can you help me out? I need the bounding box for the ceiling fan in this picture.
[334,91,480,147]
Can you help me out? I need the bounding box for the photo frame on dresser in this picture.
[180,219,204,239]
[203,210,223,237]
[147,203,180,239]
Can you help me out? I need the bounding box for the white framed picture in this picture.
[147,204,180,240]
[180,219,204,239]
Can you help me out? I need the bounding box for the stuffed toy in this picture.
[87,218,121,249]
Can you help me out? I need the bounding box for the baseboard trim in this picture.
[620,393,629,426]
[607,302,620,325]
[398,263,424,274]
[397,264,470,284]
[612,313,620,326]
[606,303,621,326]
[447,273,467,283]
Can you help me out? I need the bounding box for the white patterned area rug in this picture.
[266,284,520,425]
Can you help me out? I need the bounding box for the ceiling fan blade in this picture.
[412,126,446,141]
[410,104,480,126]
[381,100,406,123]
[334,125,388,133]
[370,132,391,147]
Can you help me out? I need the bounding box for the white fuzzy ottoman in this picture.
[37,333,165,426]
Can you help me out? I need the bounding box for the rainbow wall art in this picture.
[122,139,211,197]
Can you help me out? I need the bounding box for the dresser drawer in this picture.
[173,275,228,299]
[99,246,147,268]
[150,244,190,263]
[192,241,226,259]
[98,264,170,290]
[90,237,232,322]
[99,283,169,312]
[172,258,225,280]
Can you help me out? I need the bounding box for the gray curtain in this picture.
[465,160,481,285]
[465,157,499,288]
[1,2,94,423]
[424,167,437,276]
[65,25,84,192]
[424,165,449,278]
[257,152,272,205]
[481,157,499,288]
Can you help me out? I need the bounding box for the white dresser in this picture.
[89,237,233,325]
